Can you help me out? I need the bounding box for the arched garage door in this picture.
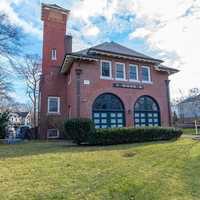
[134,96,160,127]
[92,93,125,128]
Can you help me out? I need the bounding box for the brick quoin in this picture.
[39,4,178,139]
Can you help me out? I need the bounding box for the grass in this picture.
[1,139,200,200]
[182,128,198,135]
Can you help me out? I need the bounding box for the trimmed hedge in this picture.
[88,127,183,145]
[64,118,182,145]
[64,118,95,144]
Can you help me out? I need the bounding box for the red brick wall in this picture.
[39,7,69,139]
[68,58,170,127]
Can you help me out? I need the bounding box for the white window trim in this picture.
[129,64,139,82]
[68,73,71,85]
[141,66,152,83]
[47,96,60,114]
[51,49,57,61]
[115,62,126,81]
[100,60,113,80]
[47,129,59,139]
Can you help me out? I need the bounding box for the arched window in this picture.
[92,93,125,128]
[134,96,160,127]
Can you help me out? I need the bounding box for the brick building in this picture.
[39,4,179,139]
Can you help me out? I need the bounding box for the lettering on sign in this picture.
[113,82,144,89]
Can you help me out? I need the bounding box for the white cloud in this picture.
[85,26,100,36]
[129,27,151,39]
[127,0,200,98]
[0,0,42,39]
[71,0,118,23]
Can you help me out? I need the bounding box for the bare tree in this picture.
[0,13,23,109]
[0,67,14,112]
[0,14,22,57]
[0,70,12,100]
[11,55,41,131]
[171,89,187,123]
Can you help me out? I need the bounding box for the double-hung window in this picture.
[100,60,112,79]
[129,64,138,81]
[51,48,57,61]
[141,66,151,82]
[115,63,125,80]
[48,97,60,114]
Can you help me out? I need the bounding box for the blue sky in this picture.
[1,0,200,103]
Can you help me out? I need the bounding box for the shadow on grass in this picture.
[0,139,179,159]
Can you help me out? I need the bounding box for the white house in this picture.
[177,95,200,121]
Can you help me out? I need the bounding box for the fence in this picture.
[195,120,200,135]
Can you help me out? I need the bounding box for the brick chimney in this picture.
[41,4,70,73]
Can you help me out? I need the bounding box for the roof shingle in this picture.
[73,41,162,62]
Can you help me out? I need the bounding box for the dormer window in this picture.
[51,48,57,60]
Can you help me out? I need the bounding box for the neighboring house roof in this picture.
[9,112,29,118]
[61,41,179,75]
[180,95,200,104]
[17,112,29,118]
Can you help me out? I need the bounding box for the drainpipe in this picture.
[165,80,172,126]
[75,68,82,118]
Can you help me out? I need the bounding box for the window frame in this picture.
[115,62,126,81]
[68,72,71,85]
[47,96,60,114]
[51,48,57,61]
[129,64,139,82]
[100,60,112,80]
[141,66,151,83]
[47,129,59,139]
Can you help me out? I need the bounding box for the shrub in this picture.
[0,112,9,139]
[64,118,95,144]
[88,127,182,145]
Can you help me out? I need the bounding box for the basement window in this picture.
[51,48,57,61]
[47,129,59,139]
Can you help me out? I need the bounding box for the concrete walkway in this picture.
[182,134,200,140]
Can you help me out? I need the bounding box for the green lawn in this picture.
[1,139,200,200]
[182,128,198,135]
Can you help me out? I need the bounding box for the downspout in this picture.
[165,79,172,126]
[75,64,82,118]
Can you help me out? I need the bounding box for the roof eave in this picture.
[155,65,179,75]
[60,55,98,74]
[42,3,70,14]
